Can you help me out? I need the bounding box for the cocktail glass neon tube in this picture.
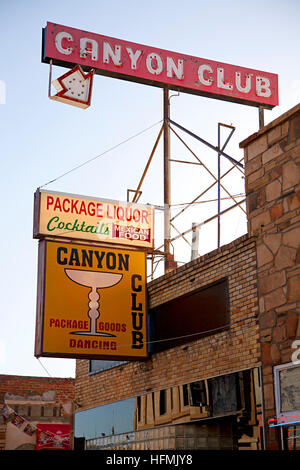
[65,269,123,337]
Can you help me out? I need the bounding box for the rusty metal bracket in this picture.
[168,118,244,169]
[127,189,142,203]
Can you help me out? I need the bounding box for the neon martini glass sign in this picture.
[65,269,123,337]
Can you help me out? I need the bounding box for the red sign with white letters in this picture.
[36,424,71,450]
[43,22,278,108]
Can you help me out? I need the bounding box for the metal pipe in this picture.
[191,223,199,260]
[169,126,245,221]
[170,222,192,248]
[154,197,245,253]
[169,198,246,244]
[163,88,171,272]
[169,118,244,169]
[169,159,202,166]
[132,124,164,203]
[48,59,53,98]
[259,107,265,129]
[170,161,244,223]
[218,124,221,248]
[217,123,236,247]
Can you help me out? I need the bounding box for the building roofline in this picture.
[148,233,254,287]
[239,102,300,148]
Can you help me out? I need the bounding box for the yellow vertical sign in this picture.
[35,240,147,360]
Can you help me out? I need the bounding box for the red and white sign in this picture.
[51,65,93,108]
[36,424,71,450]
[33,189,154,250]
[43,22,278,109]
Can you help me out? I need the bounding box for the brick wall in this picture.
[240,103,300,449]
[75,234,260,412]
[0,375,75,406]
[0,374,75,450]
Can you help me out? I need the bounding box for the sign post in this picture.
[163,88,171,272]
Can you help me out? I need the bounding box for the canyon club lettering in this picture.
[56,246,129,270]
[43,22,278,108]
[131,274,144,349]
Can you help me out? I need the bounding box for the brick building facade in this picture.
[75,234,263,449]
[73,103,300,451]
[0,375,75,450]
[76,234,260,403]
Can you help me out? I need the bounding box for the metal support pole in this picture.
[217,122,235,248]
[163,88,171,272]
[259,107,265,129]
[169,118,243,169]
[217,125,221,248]
[48,59,53,98]
[169,198,246,245]
[131,124,164,203]
[191,223,199,260]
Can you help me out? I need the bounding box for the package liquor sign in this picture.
[35,240,148,360]
[33,189,154,250]
[42,22,278,109]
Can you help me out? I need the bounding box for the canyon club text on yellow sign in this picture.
[33,189,154,250]
[35,240,148,360]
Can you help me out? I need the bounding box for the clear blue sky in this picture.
[0,0,299,378]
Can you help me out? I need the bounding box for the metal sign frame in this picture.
[41,21,278,274]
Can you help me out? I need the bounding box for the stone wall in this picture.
[240,103,300,449]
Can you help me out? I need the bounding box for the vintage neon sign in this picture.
[43,22,278,109]
[35,240,148,360]
[50,65,94,108]
[33,189,154,250]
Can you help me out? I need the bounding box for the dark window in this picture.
[75,398,135,440]
[148,279,229,353]
[183,384,190,407]
[152,393,155,418]
[209,373,238,415]
[159,390,166,415]
[89,359,127,374]
[137,396,141,421]
[190,380,207,407]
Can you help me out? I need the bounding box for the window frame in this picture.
[89,359,128,375]
[274,362,300,424]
